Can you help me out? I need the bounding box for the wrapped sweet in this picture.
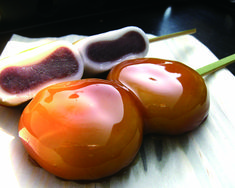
[0,41,84,106]
[74,26,149,75]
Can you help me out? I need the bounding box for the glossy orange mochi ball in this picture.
[18,79,143,180]
[108,58,209,135]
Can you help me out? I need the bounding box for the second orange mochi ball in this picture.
[108,58,210,135]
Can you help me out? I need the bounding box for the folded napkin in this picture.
[0,33,235,188]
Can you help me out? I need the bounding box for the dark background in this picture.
[0,0,235,74]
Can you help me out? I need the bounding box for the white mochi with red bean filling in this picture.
[0,41,84,106]
[74,26,149,75]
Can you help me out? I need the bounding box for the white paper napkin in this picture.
[0,33,235,188]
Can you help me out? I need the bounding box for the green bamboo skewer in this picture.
[196,54,235,76]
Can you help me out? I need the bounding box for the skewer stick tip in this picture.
[196,54,235,76]
[149,28,196,43]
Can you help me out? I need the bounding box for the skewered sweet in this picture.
[0,27,196,106]
[73,26,149,75]
[0,41,84,106]
[18,79,143,180]
[108,58,210,135]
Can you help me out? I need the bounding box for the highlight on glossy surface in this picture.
[0,40,84,106]
[18,78,143,180]
[108,58,210,135]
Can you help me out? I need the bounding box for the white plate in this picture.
[0,33,235,188]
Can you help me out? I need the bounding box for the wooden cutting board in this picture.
[0,34,235,188]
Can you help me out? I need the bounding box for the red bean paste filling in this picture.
[0,47,79,94]
[86,31,146,63]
